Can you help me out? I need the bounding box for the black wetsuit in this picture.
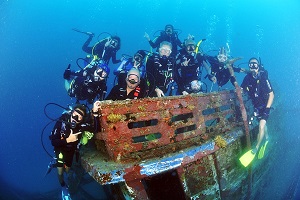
[176,49,205,94]
[149,32,182,57]
[50,114,92,167]
[205,55,242,87]
[146,53,177,97]
[82,35,120,64]
[105,81,148,100]
[241,70,273,110]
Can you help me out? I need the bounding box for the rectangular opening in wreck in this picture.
[202,104,232,115]
[225,113,234,122]
[175,124,197,135]
[142,169,186,200]
[220,104,232,111]
[132,133,162,143]
[202,107,216,115]
[171,112,194,123]
[205,118,220,127]
[127,119,158,129]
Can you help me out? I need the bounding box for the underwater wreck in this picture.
[80,89,271,199]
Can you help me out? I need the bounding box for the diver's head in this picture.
[133,50,146,64]
[248,57,260,76]
[110,36,121,50]
[159,41,172,58]
[217,47,228,63]
[94,63,110,81]
[184,39,196,55]
[126,68,141,89]
[70,104,87,128]
[165,24,174,35]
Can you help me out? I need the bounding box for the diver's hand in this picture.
[155,88,165,97]
[181,59,190,67]
[66,130,82,143]
[187,34,194,40]
[86,32,94,37]
[92,101,101,116]
[182,91,189,95]
[208,74,217,83]
[240,68,250,73]
[121,55,127,61]
[263,107,271,118]
[105,38,112,47]
[144,32,150,41]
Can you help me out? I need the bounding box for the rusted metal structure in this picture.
[81,90,261,199]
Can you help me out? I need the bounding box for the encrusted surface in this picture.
[93,91,242,162]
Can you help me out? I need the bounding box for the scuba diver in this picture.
[203,46,247,90]
[175,38,206,95]
[144,24,182,57]
[239,57,274,167]
[114,50,147,86]
[74,28,121,65]
[146,41,178,97]
[48,104,94,200]
[63,62,110,104]
[106,68,148,100]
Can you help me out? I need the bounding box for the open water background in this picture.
[0,0,300,199]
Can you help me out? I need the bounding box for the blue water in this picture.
[1,0,300,199]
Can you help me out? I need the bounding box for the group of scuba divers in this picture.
[44,24,274,199]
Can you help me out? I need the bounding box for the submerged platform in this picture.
[80,90,261,199]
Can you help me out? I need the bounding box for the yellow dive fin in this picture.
[258,140,269,159]
[239,149,256,167]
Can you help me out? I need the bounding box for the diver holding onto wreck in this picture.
[47,104,95,199]
[239,57,274,166]
[203,46,247,91]
[106,68,148,100]
[175,37,205,95]
[146,41,178,97]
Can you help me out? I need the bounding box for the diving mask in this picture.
[110,39,118,48]
[134,55,142,63]
[217,54,227,63]
[249,62,259,69]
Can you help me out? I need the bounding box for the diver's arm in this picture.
[266,91,274,108]
[175,37,183,48]
[105,86,119,101]
[111,51,121,64]
[82,35,94,54]
[114,60,126,75]
[150,37,162,48]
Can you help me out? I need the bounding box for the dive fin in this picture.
[72,28,86,34]
[239,149,256,167]
[72,28,93,36]
[258,140,269,159]
[61,186,72,200]
[44,159,56,177]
